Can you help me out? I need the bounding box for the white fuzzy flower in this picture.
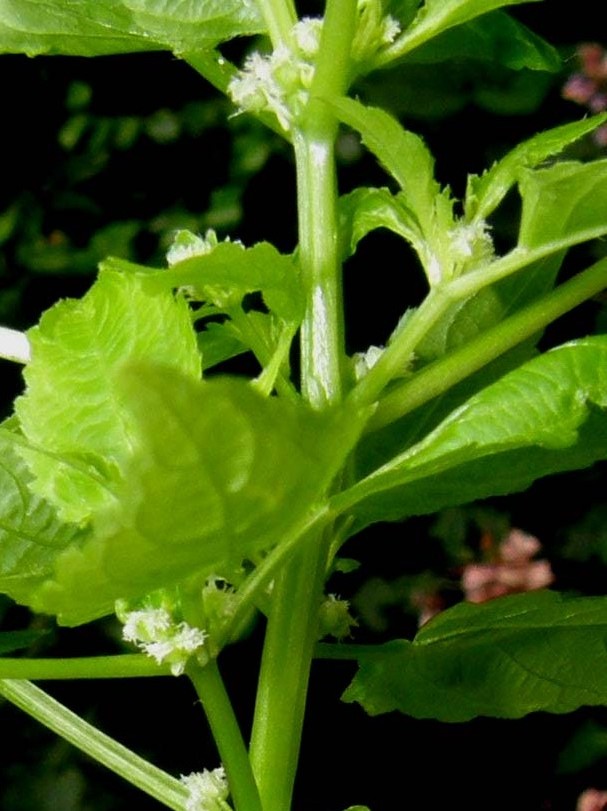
[121,607,208,676]
[180,767,229,811]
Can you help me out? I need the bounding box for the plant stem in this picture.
[254,0,297,47]
[0,679,187,811]
[188,660,263,811]
[0,654,169,680]
[248,3,357,810]
[368,255,607,430]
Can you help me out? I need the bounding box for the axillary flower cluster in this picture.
[228,0,401,132]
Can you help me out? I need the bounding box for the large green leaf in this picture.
[336,337,607,528]
[15,268,201,524]
[0,427,86,606]
[0,0,264,57]
[31,364,364,625]
[344,591,607,721]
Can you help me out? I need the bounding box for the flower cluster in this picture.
[180,767,230,811]
[228,2,400,133]
[318,593,358,640]
[562,43,607,146]
[120,604,208,676]
[228,18,322,132]
[461,528,554,604]
[577,788,607,811]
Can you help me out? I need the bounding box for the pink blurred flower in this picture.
[462,529,554,604]
[562,43,607,147]
[577,788,607,811]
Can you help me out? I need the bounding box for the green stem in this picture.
[0,654,169,680]
[0,679,187,811]
[368,255,607,431]
[254,0,297,47]
[249,536,330,811]
[187,660,263,811]
[349,285,451,407]
[248,3,358,810]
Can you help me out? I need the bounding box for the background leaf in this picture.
[0,0,264,57]
[0,629,49,655]
[31,364,364,625]
[344,591,607,721]
[15,268,201,524]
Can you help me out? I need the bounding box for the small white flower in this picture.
[292,17,323,58]
[121,608,208,676]
[180,767,229,811]
[353,345,384,380]
[166,229,219,267]
[381,15,401,45]
[449,220,494,269]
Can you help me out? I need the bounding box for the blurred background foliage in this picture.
[3,2,607,809]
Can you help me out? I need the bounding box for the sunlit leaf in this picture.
[0,427,86,606]
[0,0,264,57]
[31,364,364,625]
[15,269,201,523]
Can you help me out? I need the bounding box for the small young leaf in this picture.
[344,591,607,721]
[518,160,607,251]
[337,337,607,528]
[466,115,607,222]
[31,364,364,625]
[15,269,201,524]
[104,241,303,325]
[0,427,86,606]
[387,0,544,62]
[396,11,559,72]
[329,97,454,283]
[0,0,264,57]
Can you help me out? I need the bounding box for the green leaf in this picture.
[336,337,607,528]
[0,629,49,655]
[466,115,607,222]
[396,11,559,72]
[104,241,303,325]
[15,269,201,524]
[518,160,607,251]
[0,0,264,57]
[31,364,364,625]
[387,0,544,62]
[198,321,248,371]
[0,427,86,606]
[329,97,454,282]
[344,591,607,721]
